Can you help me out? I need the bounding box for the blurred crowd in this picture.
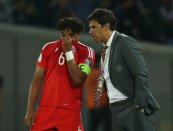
[0,0,173,45]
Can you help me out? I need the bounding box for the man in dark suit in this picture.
[87,8,159,131]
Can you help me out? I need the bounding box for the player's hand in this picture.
[134,105,144,113]
[62,35,72,52]
[25,110,35,128]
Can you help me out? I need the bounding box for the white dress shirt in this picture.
[101,31,128,104]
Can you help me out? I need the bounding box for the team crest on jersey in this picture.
[72,45,76,54]
[84,58,92,66]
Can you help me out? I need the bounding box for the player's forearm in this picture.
[26,66,45,112]
[26,80,41,112]
[67,60,87,86]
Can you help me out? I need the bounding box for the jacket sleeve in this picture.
[120,37,149,108]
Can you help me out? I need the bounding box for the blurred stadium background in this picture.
[0,0,173,131]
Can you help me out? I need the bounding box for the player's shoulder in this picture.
[42,40,61,50]
[74,41,95,58]
[74,41,94,52]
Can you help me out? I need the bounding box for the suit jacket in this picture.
[108,31,160,114]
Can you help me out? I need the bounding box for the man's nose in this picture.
[60,36,63,39]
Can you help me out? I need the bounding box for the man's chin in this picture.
[93,38,100,43]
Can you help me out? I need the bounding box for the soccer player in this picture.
[25,17,95,131]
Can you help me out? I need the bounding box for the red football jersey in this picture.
[36,40,95,111]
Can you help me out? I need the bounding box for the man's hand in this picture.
[94,88,102,108]
[135,105,144,113]
[25,110,35,128]
[62,35,72,52]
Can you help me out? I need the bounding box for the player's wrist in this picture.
[65,50,74,61]
[27,107,34,113]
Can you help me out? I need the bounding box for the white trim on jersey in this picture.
[76,41,94,59]
[79,112,84,131]
[87,47,94,59]
[42,41,56,50]
[38,53,42,62]
[77,41,87,47]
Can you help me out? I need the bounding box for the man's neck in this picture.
[103,30,113,45]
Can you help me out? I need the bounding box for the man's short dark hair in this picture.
[56,17,85,34]
[87,8,117,31]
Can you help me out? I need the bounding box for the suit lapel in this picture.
[109,31,120,70]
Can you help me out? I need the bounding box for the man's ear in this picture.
[104,23,110,30]
[77,33,81,40]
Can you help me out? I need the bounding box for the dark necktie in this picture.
[101,45,108,61]
[95,45,108,108]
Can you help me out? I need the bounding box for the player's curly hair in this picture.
[87,8,117,31]
[56,17,85,34]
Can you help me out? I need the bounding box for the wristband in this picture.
[65,51,74,61]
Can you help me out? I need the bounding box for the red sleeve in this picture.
[79,46,95,68]
[36,45,49,69]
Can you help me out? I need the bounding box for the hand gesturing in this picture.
[62,35,72,52]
